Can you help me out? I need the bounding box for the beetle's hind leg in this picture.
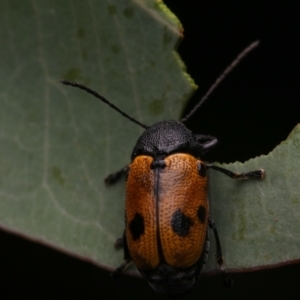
[209,217,233,289]
[206,164,265,180]
[112,231,132,278]
[112,260,132,278]
[105,165,128,185]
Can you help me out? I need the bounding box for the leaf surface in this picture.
[0,0,194,270]
[206,124,300,272]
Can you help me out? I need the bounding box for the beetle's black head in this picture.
[131,120,210,160]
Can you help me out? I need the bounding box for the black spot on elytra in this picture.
[197,205,206,223]
[171,209,192,237]
[198,163,206,177]
[129,213,145,240]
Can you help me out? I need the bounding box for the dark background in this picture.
[174,2,300,164]
[1,1,299,299]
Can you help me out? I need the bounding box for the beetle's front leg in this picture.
[105,165,128,185]
[206,164,265,180]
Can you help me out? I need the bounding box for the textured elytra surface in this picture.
[126,156,158,270]
[126,153,208,278]
[158,154,208,268]
[0,0,194,270]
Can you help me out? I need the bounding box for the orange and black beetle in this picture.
[60,41,264,297]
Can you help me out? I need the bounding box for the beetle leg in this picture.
[206,164,265,179]
[114,237,124,249]
[105,165,128,184]
[111,260,132,278]
[112,231,132,278]
[208,217,233,289]
[114,231,131,257]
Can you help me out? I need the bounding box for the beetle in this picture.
[60,41,265,297]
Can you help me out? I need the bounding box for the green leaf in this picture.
[205,124,300,272]
[0,0,195,271]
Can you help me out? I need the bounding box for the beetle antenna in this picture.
[181,40,260,123]
[59,80,148,129]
